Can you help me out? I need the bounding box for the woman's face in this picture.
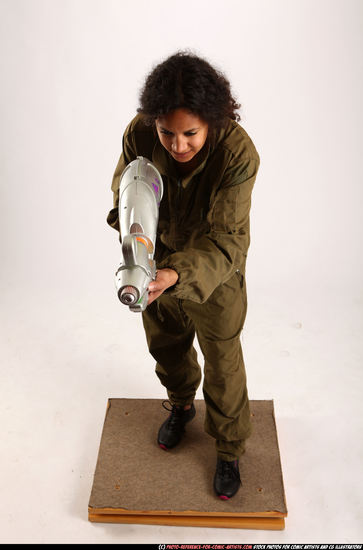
[156,108,209,163]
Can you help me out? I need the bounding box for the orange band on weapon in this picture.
[136,236,154,253]
[136,236,148,247]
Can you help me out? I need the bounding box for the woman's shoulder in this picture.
[124,113,154,137]
[123,114,157,157]
[214,118,260,164]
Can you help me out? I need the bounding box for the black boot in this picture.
[213,457,241,499]
[158,400,196,450]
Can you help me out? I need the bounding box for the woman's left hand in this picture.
[147,268,179,305]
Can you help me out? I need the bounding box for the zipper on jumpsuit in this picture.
[155,178,182,324]
[176,178,182,220]
[175,178,189,329]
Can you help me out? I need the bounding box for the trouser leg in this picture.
[141,295,202,406]
[183,271,251,461]
[199,334,251,460]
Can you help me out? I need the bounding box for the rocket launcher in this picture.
[115,156,163,312]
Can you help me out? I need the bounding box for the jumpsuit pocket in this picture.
[156,300,165,322]
[236,269,244,289]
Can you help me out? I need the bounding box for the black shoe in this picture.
[214,458,241,500]
[158,400,196,450]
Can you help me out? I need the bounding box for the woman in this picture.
[107,51,260,500]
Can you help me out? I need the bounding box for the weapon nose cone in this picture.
[119,286,139,305]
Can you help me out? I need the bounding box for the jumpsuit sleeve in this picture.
[106,129,137,234]
[157,156,260,304]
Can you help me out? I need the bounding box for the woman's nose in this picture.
[171,135,188,153]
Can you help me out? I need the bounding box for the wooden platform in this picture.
[88,399,287,530]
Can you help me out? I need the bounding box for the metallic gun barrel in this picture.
[115,157,163,312]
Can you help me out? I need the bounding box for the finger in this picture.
[147,289,163,305]
[149,278,167,292]
[148,282,159,292]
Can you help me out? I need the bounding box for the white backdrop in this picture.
[0,0,362,544]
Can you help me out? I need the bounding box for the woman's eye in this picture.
[160,130,196,136]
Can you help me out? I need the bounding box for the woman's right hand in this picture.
[147,268,178,305]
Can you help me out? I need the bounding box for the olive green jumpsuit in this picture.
[107,115,260,461]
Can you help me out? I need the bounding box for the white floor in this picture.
[1,276,362,544]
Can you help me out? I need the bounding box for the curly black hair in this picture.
[137,51,241,128]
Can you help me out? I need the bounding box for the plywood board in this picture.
[88,399,287,530]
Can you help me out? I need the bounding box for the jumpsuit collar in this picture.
[152,136,211,187]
